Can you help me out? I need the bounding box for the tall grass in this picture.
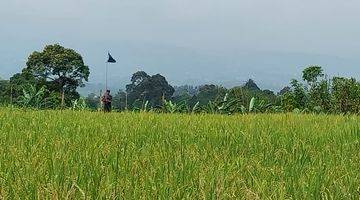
[0,108,359,199]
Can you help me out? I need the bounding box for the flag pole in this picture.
[105,61,108,91]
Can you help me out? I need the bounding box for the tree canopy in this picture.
[10,44,90,106]
[302,65,324,84]
[126,71,174,108]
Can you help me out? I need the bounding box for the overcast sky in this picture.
[1,0,359,89]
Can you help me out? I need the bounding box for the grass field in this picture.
[0,109,359,199]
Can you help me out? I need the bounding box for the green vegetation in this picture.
[5,44,89,108]
[85,66,360,115]
[0,44,359,198]
[1,44,360,115]
[0,109,359,199]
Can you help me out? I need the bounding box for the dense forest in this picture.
[1,44,360,114]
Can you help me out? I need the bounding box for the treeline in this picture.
[85,76,279,114]
[282,66,360,114]
[1,44,360,114]
[84,66,360,114]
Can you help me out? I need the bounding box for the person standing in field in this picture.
[101,90,113,112]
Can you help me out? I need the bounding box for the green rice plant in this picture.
[0,108,359,199]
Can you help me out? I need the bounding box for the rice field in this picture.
[0,108,359,199]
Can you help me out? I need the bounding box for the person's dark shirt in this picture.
[101,93,112,103]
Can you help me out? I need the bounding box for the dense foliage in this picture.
[1,45,360,114]
[0,79,10,104]
[282,66,360,114]
[2,44,90,108]
[125,71,174,109]
[83,65,360,115]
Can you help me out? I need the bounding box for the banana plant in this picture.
[204,93,239,114]
[144,100,150,111]
[249,97,255,112]
[204,101,216,114]
[71,97,88,111]
[162,99,187,113]
[191,101,200,113]
[237,97,256,114]
[17,85,47,109]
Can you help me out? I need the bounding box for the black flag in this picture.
[107,53,116,63]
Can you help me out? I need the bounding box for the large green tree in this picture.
[302,66,330,111]
[190,84,227,106]
[331,77,360,113]
[12,44,90,106]
[0,78,10,104]
[302,65,324,85]
[85,93,100,110]
[126,71,174,108]
[286,79,308,110]
[112,90,127,111]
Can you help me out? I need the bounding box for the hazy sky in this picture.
[1,0,360,90]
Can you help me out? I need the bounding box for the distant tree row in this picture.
[282,66,360,114]
[1,44,360,114]
[86,66,360,114]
